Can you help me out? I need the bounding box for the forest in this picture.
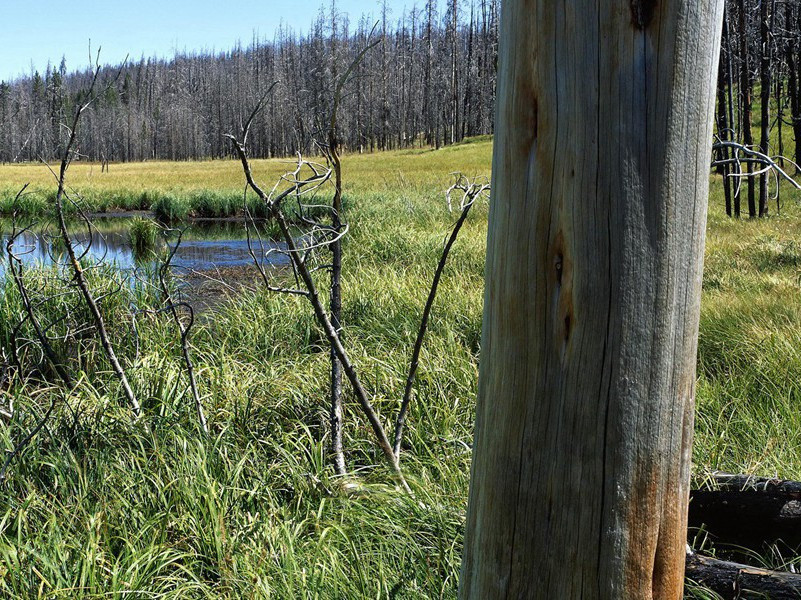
[0,0,801,598]
[0,0,499,163]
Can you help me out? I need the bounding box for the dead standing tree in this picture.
[459,0,724,598]
[325,35,380,476]
[228,126,411,492]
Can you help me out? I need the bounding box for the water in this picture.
[0,218,290,278]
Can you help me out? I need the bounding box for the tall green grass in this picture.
[1,139,801,596]
[0,172,484,598]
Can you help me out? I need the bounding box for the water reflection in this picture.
[0,218,289,277]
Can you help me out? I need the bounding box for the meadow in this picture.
[0,137,494,220]
[0,136,800,597]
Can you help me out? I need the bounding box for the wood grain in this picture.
[459,1,725,598]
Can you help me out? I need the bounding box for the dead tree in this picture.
[758,0,772,216]
[717,31,733,216]
[228,125,411,493]
[325,36,379,476]
[738,0,758,217]
[393,175,489,457]
[459,0,725,597]
[48,55,141,418]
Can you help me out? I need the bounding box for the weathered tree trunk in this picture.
[758,0,771,217]
[459,1,724,598]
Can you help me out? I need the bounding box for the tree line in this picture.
[0,0,500,164]
[716,0,801,217]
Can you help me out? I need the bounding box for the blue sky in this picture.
[0,0,415,81]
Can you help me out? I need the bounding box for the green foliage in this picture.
[152,192,192,222]
[0,149,488,597]
[1,139,800,595]
[128,217,162,259]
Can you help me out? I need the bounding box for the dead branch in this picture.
[393,174,490,458]
[227,133,411,494]
[6,187,73,388]
[46,53,141,418]
[159,228,209,435]
[712,140,801,191]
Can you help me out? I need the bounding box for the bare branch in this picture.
[393,175,490,458]
[229,132,411,494]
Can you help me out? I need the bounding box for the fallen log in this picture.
[707,472,801,493]
[686,552,801,599]
[689,473,801,549]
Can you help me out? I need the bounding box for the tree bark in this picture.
[459,1,724,598]
[686,552,801,599]
[758,0,771,217]
[738,0,757,218]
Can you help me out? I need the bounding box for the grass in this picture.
[128,217,162,258]
[0,136,800,597]
[0,141,493,219]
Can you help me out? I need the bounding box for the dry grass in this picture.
[0,137,493,199]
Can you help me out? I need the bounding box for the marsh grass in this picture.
[1,139,801,596]
[0,140,492,219]
[128,217,162,259]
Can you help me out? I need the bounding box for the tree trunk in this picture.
[459,1,724,598]
[758,0,771,217]
[738,0,757,218]
[788,6,801,173]
[724,8,740,217]
[717,14,732,218]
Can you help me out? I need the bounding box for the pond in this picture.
[0,217,290,279]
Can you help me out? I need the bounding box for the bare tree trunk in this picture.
[717,16,732,217]
[459,0,724,598]
[758,0,771,217]
[724,8,740,217]
[738,0,757,218]
[788,6,801,173]
[329,105,346,477]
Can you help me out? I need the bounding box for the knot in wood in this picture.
[554,254,564,285]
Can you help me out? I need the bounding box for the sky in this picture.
[0,0,414,82]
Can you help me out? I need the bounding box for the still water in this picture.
[0,218,289,277]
